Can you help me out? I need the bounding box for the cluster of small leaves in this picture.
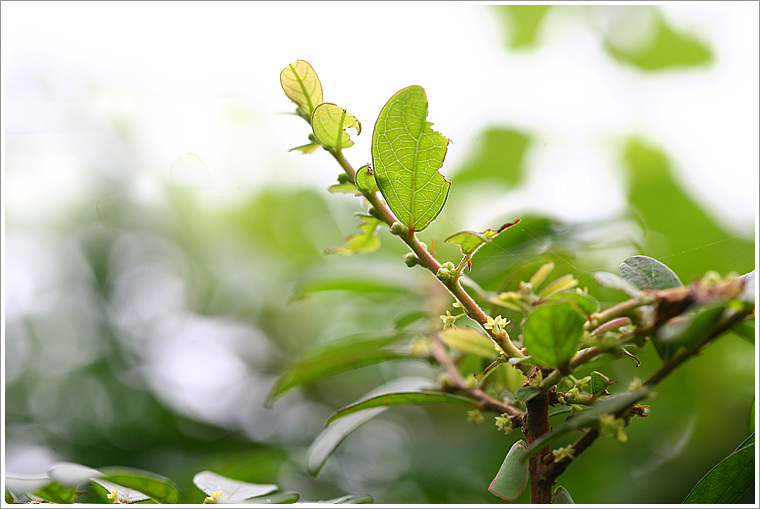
[276,60,755,504]
[4,463,371,505]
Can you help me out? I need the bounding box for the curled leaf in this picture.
[312,103,361,150]
[280,60,323,119]
[446,220,520,257]
[355,164,378,193]
[372,85,450,232]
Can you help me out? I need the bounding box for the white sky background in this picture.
[2,1,759,231]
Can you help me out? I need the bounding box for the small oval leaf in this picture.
[620,255,682,290]
[326,391,477,425]
[489,440,529,501]
[280,60,323,118]
[372,85,451,232]
[312,103,361,150]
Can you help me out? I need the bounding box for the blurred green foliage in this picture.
[4,4,754,505]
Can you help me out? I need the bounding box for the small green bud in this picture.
[530,262,555,289]
[367,207,382,220]
[389,222,407,236]
[404,253,420,267]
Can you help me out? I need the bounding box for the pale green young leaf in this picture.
[312,103,361,150]
[488,440,529,501]
[441,328,499,358]
[523,302,585,368]
[372,85,450,232]
[325,215,382,256]
[280,60,323,119]
[289,141,322,154]
[445,220,520,257]
[354,164,378,193]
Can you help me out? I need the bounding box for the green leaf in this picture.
[302,494,374,504]
[372,85,451,232]
[440,328,499,358]
[266,332,411,405]
[683,438,754,503]
[590,371,613,397]
[289,141,322,154]
[393,310,429,330]
[620,255,682,290]
[488,440,529,501]
[280,60,323,119]
[325,215,382,256]
[603,7,712,71]
[311,103,361,150]
[96,467,179,504]
[192,470,278,504]
[553,485,574,504]
[523,302,585,368]
[90,478,152,504]
[453,127,531,187]
[307,377,432,476]
[31,482,78,504]
[492,5,553,49]
[446,220,520,257]
[515,385,541,403]
[328,174,361,195]
[355,164,378,193]
[654,302,727,359]
[326,390,477,425]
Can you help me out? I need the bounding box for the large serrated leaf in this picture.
[266,332,411,406]
[488,440,529,500]
[372,85,450,232]
[311,103,361,150]
[620,255,682,290]
[683,436,754,503]
[325,390,477,425]
[280,60,323,119]
[523,302,585,368]
[307,377,432,476]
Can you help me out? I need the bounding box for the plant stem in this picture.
[524,393,553,504]
[329,148,525,362]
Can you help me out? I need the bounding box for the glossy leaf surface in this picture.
[683,435,754,503]
[97,467,179,504]
[372,85,450,232]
